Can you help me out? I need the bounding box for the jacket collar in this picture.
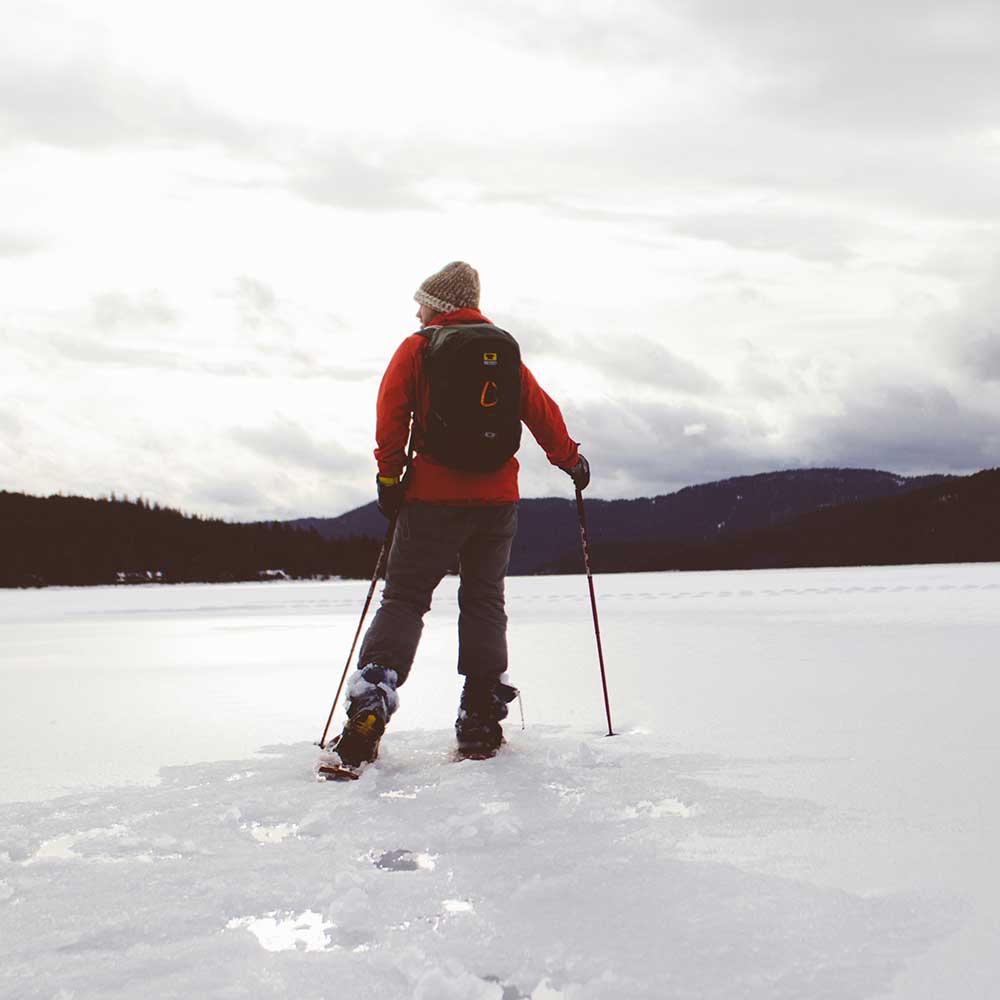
[424,307,491,327]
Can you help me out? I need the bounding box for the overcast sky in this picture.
[2,0,998,520]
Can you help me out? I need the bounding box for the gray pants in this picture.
[354,502,517,712]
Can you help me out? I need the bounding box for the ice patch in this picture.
[247,822,298,844]
[225,909,334,952]
[623,797,699,820]
[25,824,132,864]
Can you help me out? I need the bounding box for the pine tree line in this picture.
[0,491,382,587]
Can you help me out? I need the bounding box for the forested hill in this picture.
[291,468,949,575]
[5,467,988,588]
[0,492,380,587]
[551,468,1000,574]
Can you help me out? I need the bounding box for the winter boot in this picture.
[455,677,519,760]
[333,664,399,767]
[331,710,385,767]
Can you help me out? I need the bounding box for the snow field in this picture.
[2,562,999,997]
[0,730,955,999]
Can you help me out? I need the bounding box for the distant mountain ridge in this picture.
[568,467,1000,574]
[289,468,950,575]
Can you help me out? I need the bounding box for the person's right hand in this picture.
[564,454,591,492]
[376,475,406,519]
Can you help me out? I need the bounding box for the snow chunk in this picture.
[247,822,297,844]
[225,909,334,952]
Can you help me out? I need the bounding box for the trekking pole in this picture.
[575,487,615,737]
[315,514,397,749]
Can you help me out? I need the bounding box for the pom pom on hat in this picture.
[414,261,480,314]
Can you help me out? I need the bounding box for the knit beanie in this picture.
[414,261,480,315]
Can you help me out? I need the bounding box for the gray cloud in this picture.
[92,291,177,332]
[560,395,784,497]
[798,382,998,474]
[481,195,870,263]
[453,0,693,67]
[560,364,998,499]
[221,277,377,379]
[454,0,1000,230]
[234,276,278,317]
[0,231,48,257]
[0,407,23,438]
[669,208,867,263]
[934,268,1000,382]
[682,0,1000,137]
[46,332,187,371]
[285,148,431,211]
[39,330,375,381]
[0,52,255,152]
[187,477,272,518]
[228,275,290,343]
[489,314,566,356]
[231,415,368,476]
[482,0,1000,137]
[956,334,1000,382]
[585,336,721,394]
[489,314,719,394]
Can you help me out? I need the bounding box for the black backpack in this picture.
[417,323,522,473]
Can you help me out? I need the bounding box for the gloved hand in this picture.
[564,453,590,492]
[376,474,406,519]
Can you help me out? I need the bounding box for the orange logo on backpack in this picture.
[480,380,499,407]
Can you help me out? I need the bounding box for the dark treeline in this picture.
[5,467,997,588]
[0,491,382,587]
[548,468,1000,574]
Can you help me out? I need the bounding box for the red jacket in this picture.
[374,307,579,504]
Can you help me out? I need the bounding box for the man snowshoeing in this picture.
[329,261,589,769]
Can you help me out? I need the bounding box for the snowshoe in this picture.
[316,757,364,782]
[455,679,518,760]
[318,710,385,780]
[455,716,504,760]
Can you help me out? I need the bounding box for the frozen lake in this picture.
[2,563,999,997]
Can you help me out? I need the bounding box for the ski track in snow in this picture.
[0,728,957,1000]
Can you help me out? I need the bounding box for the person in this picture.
[331,261,590,766]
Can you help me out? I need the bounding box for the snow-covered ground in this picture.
[2,563,998,998]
